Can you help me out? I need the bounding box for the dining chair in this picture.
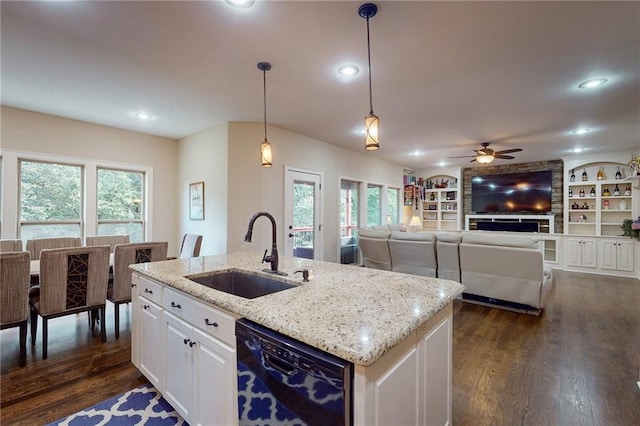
[0,239,23,252]
[111,242,168,339]
[86,235,130,252]
[29,245,110,359]
[26,237,82,260]
[179,233,203,258]
[0,251,31,367]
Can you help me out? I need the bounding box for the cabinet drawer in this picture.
[138,275,163,305]
[164,287,236,347]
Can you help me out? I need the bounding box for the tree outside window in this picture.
[97,168,144,242]
[19,160,82,239]
[367,184,382,226]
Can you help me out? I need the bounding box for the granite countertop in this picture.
[130,251,464,366]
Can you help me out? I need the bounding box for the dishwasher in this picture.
[236,319,352,426]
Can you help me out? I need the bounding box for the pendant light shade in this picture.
[476,154,495,164]
[359,3,379,151]
[257,62,273,168]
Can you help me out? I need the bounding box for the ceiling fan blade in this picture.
[449,155,476,158]
[469,158,477,163]
[494,155,515,159]
[494,148,523,155]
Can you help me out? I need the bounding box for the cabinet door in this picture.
[131,274,140,368]
[566,239,584,267]
[581,239,598,268]
[193,327,237,426]
[600,240,618,270]
[163,312,195,421]
[419,316,451,426]
[617,240,635,272]
[138,297,163,389]
[370,348,419,425]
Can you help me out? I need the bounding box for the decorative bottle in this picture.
[579,188,585,197]
[615,166,622,180]
[568,187,573,197]
[624,184,631,196]
[429,192,435,201]
[613,184,620,196]
[589,187,596,197]
[581,169,588,181]
[596,166,607,180]
[570,169,575,182]
[603,186,610,196]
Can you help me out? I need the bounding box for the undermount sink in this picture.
[186,270,296,299]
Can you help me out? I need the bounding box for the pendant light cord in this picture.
[366,16,374,115]
[263,69,268,140]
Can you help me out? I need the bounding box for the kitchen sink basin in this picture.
[186,270,296,299]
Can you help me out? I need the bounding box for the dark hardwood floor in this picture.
[453,270,640,425]
[1,270,639,425]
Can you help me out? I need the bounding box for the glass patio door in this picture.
[284,168,322,260]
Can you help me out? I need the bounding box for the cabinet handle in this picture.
[170,302,181,309]
[131,284,137,287]
[144,288,153,294]
[204,318,219,327]
[143,304,149,310]
[189,341,196,348]
[184,338,190,345]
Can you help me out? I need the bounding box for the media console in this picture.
[465,214,555,234]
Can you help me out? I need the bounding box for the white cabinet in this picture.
[422,187,460,231]
[131,273,238,426]
[418,314,451,426]
[353,304,452,426]
[162,287,237,426]
[599,238,634,272]
[135,276,164,389]
[566,238,598,269]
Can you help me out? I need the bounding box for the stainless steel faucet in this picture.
[244,211,287,276]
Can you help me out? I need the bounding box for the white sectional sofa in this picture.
[357,227,553,314]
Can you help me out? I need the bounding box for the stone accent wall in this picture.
[462,160,564,233]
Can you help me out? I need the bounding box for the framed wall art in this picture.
[189,181,204,220]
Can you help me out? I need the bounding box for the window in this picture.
[387,187,400,224]
[340,180,359,264]
[19,160,83,239]
[367,184,382,226]
[97,168,145,242]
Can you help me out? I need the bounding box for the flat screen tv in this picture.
[471,170,552,213]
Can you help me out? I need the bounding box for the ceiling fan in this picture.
[450,142,523,164]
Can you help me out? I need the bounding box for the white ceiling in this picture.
[2,1,639,170]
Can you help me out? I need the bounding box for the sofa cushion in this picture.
[436,232,461,243]
[462,232,539,249]
[358,228,391,239]
[390,231,436,241]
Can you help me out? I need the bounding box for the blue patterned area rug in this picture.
[47,383,188,425]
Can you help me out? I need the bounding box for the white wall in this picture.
[226,122,404,263]
[0,106,179,253]
[176,123,229,256]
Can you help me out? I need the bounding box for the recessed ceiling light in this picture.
[573,148,584,153]
[134,112,153,120]
[338,65,360,76]
[572,128,591,135]
[225,0,255,8]
[578,78,607,89]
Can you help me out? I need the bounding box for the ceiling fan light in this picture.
[364,113,379,150]
[477,154,494,164]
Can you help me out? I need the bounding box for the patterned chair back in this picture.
[0,239,23,253]
[179,234,203,258]
[26,237,82,260]
[37,246,110,316]
[111,242,168,303]
[86,235,130,253]
[0,251,30,325]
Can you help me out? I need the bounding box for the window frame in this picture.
[18,158,85,239]
[96,166,146,242]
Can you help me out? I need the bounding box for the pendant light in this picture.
[257,62,273,167]
[359,3,379,151]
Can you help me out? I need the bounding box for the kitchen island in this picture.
[130,251,464,426]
